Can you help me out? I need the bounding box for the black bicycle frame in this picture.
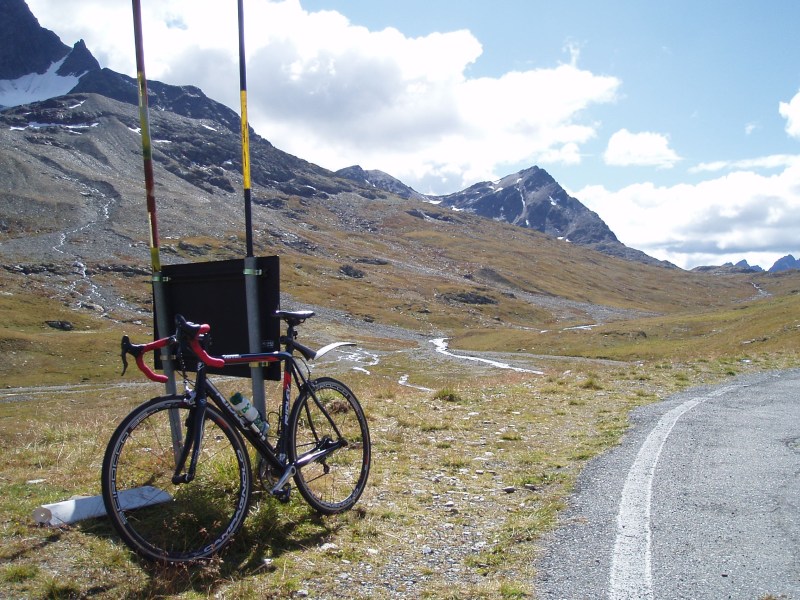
[171,349,345,497]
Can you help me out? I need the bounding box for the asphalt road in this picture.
[534,369,800,600]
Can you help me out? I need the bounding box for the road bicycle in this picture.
[101,311,371,563]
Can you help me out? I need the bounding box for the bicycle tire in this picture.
[288,377,371,514]
[101,395,251,562]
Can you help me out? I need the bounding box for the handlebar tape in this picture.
[189,337,225,368]
[175,314,225,368]
[120,315,226,382]
[121,335,170,383]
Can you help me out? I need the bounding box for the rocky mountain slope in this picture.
[436,167,669,266]
[0,88,762,330]
[336,165,428,201]
[0,0,776,339]
[692,256,800,274]
[0,90,369,261]
[0,0,667,268]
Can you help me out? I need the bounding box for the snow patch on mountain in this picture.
[10,121,99,133]
[0,56,85,108]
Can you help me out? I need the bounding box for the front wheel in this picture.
[288,377,371,514]
[101,395,252,562]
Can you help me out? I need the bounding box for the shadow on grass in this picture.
[77,490,341,598]
[0,530,63,562]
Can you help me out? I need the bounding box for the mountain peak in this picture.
[497,165,553,187]
[0,0,69,80]
[432,166,668,266]
[770,254,800,272]
[57,40,100,78]
[0,1,101,109]
[336,165,427,200]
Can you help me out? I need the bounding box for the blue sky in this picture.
[301,0,800,188]
[21,0,800,269]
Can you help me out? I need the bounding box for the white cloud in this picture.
[25,0,620,195]
[576,163,800,269]
[240,5,620,193]
[779,89,800,139]
[690,154,800,173]
[539,142,583,166]
[603,129,681,168]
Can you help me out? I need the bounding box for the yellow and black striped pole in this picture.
[238,0,254,258]
[238,0,266,414]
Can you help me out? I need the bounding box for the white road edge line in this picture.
[608,386,734,600]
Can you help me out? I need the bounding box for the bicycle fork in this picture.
[171,395,207,485]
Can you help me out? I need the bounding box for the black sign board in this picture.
[154,256,281,379]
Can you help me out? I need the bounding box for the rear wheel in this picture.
[288,377,371,514]
[101,395,251,562]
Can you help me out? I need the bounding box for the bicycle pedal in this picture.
[274,487,291,503]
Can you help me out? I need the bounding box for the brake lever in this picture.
[120,335,131,376]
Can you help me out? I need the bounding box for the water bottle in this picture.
[230,392,269,437]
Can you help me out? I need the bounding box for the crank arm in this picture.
[270,465,296,496]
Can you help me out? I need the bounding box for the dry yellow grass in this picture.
[3,194,800,597]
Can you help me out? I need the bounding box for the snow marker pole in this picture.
[132,0,161,273]
[238,0,266,415]
[238,0,254,259]
[131,0,181,451]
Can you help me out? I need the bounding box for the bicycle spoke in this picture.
[289,378,370,514]
[102,397,251,562]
